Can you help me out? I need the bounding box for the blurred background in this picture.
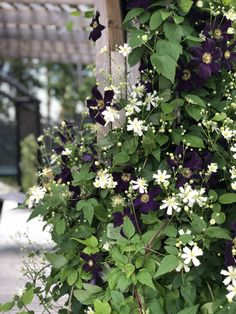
[0,0,96,309]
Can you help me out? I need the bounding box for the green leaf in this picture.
[177,0,193,13]
[137,269,156,290]
[128,47,145,67]
[186,106,202,122]
[123,137,139,155]
[207,227,232,240]
[77,198,98,225]
[191,213,206,233]
[152,147,161,161]
[183,134,205,148]
[185,95,205,107]
[0,301,15,312]
[219,193,236,204]
[55,220,66,235]
[124,264,135,278]
[67,270,78,286]
[94,300,111,314]
[156,40,182,62]
[113,151,130,165]
[22,287,34,305]
[123,216,135,238]
[74,236,98,247]
[155,134,169,146]
[164,22,183,42]
[150,10,171,30]
[155,255,179,277]
[151,53,177,82]
[177,304,199,314]
[213,112,227,121]
[45,253,67,269]
[123,8,144,24]
[110,290,124,304]
[74,284,104,305]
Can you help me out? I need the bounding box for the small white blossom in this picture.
[175,261,190,273]
[102,242,111,251]
[221,266,236,286]
[181,245,203,267]
[125,104,135,116]
[145,91,160,111]
[230,166,236,179]
[160,196,181,215]
[94,170,117,189]
[226,281,236,302]
[99,45,108,54]
[127,97,143,113]
[231,144,236,159]
[225,8,236,21]
[131,83,146,98]
[131,177,148,194]
[193,188,208,207]
[86,307,95,314]
[127,118,147,136]
[102,107,120,125]
[118,43,132,57]
[153,170,171,186]
[27,186,46,209]
[231,182,236,190]
[207,162,218,174]
[196,0,203,8]
[62,148,72,156]
[221,127,234,140]
[227,27,235,34]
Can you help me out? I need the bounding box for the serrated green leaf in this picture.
[207,227,232,240]
[155,255,179,277]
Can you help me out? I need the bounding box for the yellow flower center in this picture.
[202,52,212,64]
[88,260,94,267]
[122,173,131,182]
[92,22,98,29]
[182,69,191,81]
[140,193,150,203]
[213,28,222,40]
[224,50,231,59]
[181,168,192,178]
[97,100,105,109]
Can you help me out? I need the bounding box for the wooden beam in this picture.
[0,26,88,42]
[0,0,94,5]
[0,7,91,28]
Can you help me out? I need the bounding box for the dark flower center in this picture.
[92,22,98,29]
[213,28,222,40]
[182,69,191,81]
[122,173,131,182]
[97,100,105,109]
[224,50,231,59]
[202,52,212,64]
[140,193,150,203]
[181,168,192,178]
[88,260,94,267]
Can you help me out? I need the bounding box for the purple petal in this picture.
[198,63,211,80]
[92,86,103,100]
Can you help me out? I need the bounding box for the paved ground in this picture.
[0,200,54,313]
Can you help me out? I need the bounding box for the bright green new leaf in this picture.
[67,270,78,286]
[219,193,236,204]
[123,216,135,238]
[155,255,179,277]
[22,287,34,305]
[177,0,193,13]
[125,264,135,278]
[94,300,111,314]
[0,301,15,312]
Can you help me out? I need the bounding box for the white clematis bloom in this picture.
[131,177,148,194]
[221,266,236,286]
[153,170,171,186]
[226,281,236,302]
[118,43,132,57]
[181,245,203,266]
[127,118,147,136]
[160,196,181,215]
[102,106,120,125]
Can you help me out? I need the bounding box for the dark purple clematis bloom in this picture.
[176,61,202,92]
[133,187,161,214]
[167,146,213,188]
[112,167,135,193]
[80,252,102,277]
[222,42,236,70]
[55,167,73,184]
[82,153,93,162]
[127,0,151,9]
[113,207,137,228]
[224,223,236,266]
[89,11,105,42]
[203,17,232,44]
[192,38,222,79]
[87,86,115,125]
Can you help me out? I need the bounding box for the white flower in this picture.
[181,245,203,267]
[231,182,236,191]
[221,127,234,140]
[118,43,132,57]
[231,144,236,159]
[160,196,181,215]
[193,188,208,207]
[126,97,143,114]
[176,261,190,273]
[27,186,46,209]
[196,0,203,8]
[227,27,235,35]
[102,106,120,125]
[131,178,148,194]
[207,162,218,174]
[225,8,236,21]
[100,45,108,54]
[62,148,72,156]
[230,166,236,179]
[145,91,160,111]
[102,242,111,251]
[130,83,146,98]
[178,229,191,236]
[153,170,171,186]
[179,184,196,207]
[37,135,44,142]
[221,266,236,286]
[226,281,236,302]
[86,306,95,314]
[94,170,117,189]
[127,118,147,136]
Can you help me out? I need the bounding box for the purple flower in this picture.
[82,153,93,162]
[80,253,102,277]
[87,86,114,125]
[192,38,222,79]
[89,11,105,42]
[112,167,135,193]
[127,0,150,9]
[222,42,236,70]
[133,187,161,214]
[176,61,202,92]
[113,207,136,228]
[203,17,233,44]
